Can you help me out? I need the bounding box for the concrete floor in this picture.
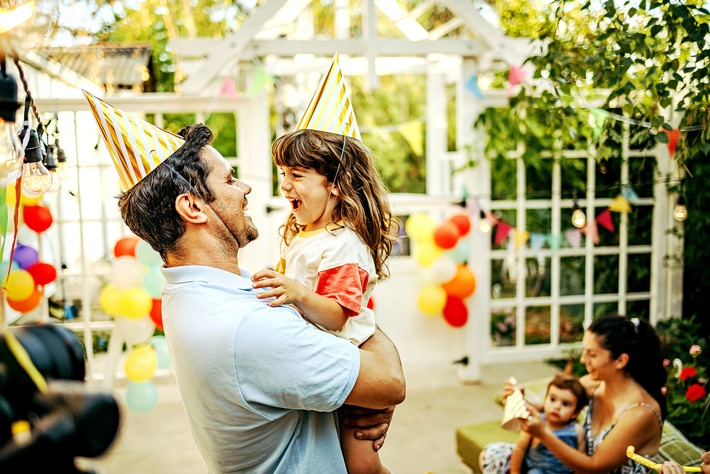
[76,359,557,474]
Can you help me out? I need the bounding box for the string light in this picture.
[673,193,687,222]
[0,54,22,183]
[571,194,586,228]
[479,210,491,233]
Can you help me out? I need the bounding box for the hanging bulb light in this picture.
[18,127,52,197]
[479,209,491,233]
[0,59,22,184]
[571,195,586,228]
[44,141,60,192]
[673,194,687,222]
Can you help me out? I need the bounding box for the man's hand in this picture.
[252,269,310,306]
[339,405,395,451]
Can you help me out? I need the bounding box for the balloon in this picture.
[149,335,171,369]
[149,298,163,330]
[443,295,468,327]
[433,222,460,250]
[7,287,42,313]
[446,239,471,264]
[117,287,152,319]
[110,256,145,290]
[114,236,140,258]
[405,213,437,243]
[135,240,162,267]
[416,284,447,315]
[27,261,57,286]
[413,241,442,267]
[22,205,53,233]
[0,260,19,278]
[99,284,123,315]
[448,213,471,237]
[115,316,155,346]
[13,244,39,270]
[442,265,477,299]
[3,269,35,301]
[430,255,458,283]
[126,381,158,413]
[6,182,43,207]
[143,266,165,298]
[124,345,157,382]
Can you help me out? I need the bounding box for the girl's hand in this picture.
[660,461,686,474]
[251,269,310,306]
[339,405,395,451]
[520,404,545,437]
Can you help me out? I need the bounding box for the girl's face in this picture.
[543,385,578,426]
[279,165,339,231]
[580,331,617,381]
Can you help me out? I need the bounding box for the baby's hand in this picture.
[251,269,310,306]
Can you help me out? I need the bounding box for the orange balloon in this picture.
[434,222,460,250]
[448,213,471,237]
[7,287,42,313]
[442,265,477,299]
[149,298,163,331]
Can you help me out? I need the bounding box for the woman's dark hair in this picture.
[588,313,667,420]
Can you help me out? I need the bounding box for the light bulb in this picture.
[571,206,586,228]
[479,210,491,233]
[673,195,687,222]
[0,118,22,184]
[22,160,53,197]
[47,169,60,192]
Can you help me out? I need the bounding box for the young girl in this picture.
[251,128,400,474]
[509,373,586,474]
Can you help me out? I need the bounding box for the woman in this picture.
[481,314,667,474]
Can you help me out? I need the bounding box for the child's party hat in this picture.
[501,377,531,431]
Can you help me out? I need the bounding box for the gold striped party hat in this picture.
[501,387,531,431]
[83,91,185,190]
[296,53,361,141]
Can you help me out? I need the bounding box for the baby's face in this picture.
[543,386,578,424]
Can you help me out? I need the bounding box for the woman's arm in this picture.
[575,423,585,452]
[511,431,532,474]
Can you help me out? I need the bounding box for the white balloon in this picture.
[110,256,146,289]
[430,255,457,283]
[115,316,155,346]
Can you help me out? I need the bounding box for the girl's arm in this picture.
[511,431,532,474]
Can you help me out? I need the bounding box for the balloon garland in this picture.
[406,212,476,327]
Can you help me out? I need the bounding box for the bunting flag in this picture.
[399,120,423,156]
[464,75,484,99]
[546,233,563,250]
[508,65,526,86]
[495,221,512,246]
[219,77,238,99]
[246,66,274,98]
[530,233,546,253]
[581,218,600,244]
[565,228,582,248]
[621,184,640,205]
[596,208,614,232]
[589,108,611,138]
[609,194,632,213]
[663,128,681,157]
[514,229,530,250]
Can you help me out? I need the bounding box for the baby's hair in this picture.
[272,129,400,280]
[547,372,588,413]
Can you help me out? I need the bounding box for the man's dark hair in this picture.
[118,123,215,261]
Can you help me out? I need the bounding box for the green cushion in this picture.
[657,421,705,467]
[455,420,517,473]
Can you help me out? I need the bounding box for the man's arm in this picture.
[345,326,405,409]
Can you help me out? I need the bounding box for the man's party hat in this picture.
[83,91,185,190]
[296,53,361,141]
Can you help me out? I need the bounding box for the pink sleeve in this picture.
[316,263,370,317]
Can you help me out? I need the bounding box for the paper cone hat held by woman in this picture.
[501,388,531,431]
[83,91,185,191]
[296,53,361,141]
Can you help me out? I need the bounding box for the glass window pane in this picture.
[525,306,551,345]
[594,302,618,319]
[491,158,517,201]
[491,259,516,299]
[628,206,653,246]
[526,256,550,298]
[527,209,551,237]
[629,156,656,198]
[626,300,650,320]
[594,255,619,294]
[560,304,585,343]
[560,257,585,296]
[628,254,651,292]
[526,158,552,200]
[490,307,516,347]
[560,158,586,197]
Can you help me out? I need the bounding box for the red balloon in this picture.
[433,222,460,250]
[27,262,57,286]
[150,298,163,330]
[114,237,140,258]
[448,214,471,237]
[366,296,375,311]
[442,265,477,299]
[443,295,468,327]
[7,287,42,313]
[23,205,53,233]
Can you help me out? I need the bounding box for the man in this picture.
[115,123,405,473]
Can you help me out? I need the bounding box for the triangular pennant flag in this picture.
[663,128,681,157]
[589,108,610,138]
[494,221,512,246]
[609,194,631,213]
[296,53,361,140]
[508,65,526,86]
[83,90,185,191]
[464,75,484,99]
[530,233,546,252]
[564,229,582,249]
[621,184,640,205]
[399,120,423,156]
[596,208,614,232]
[219,77,238,99]
[514,229,530,250]
[546,233,562,250]
[581,219,600,245]
[246,66,274,97]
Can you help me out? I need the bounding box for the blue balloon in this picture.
[0,260,19,278]
[126,381,158,413]
[135,240,163,267]
[149,335,171,370]
[143,265,165,298]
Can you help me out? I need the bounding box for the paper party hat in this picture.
[296,53,361,141]
[83,90,185,190]
[501,387,531,431]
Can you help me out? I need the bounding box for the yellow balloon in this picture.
[417,284,447,316]
[124,345,158,382]
[405,213,437,243]
[413,241,442,267]
[100,284,123,315]
[6,182,43,207]
[117,287,153,319]
[3,269,35,301]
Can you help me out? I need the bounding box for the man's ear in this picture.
[175,194,208,224]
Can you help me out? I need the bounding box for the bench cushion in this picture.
[456,420,517,473]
